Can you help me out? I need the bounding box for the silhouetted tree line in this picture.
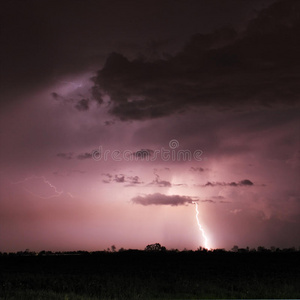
[0,243,299,256]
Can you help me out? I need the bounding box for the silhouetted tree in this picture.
[144,243,166,252]
[231,245,239,252]
[238,248,248,253]
[169,248,179,252]
[213,248,226,253]
[257,246,269,252]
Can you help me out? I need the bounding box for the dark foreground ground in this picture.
[0,250,299,299]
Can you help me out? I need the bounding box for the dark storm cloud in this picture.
[201,199,216,203]
[102,173,143,185]
[212,196,226,201]
[92,0,300,120]
[102,173,113,183]
[51,93,62,101]
[1,0,278,108]
[56,152,94,160]
[114,174,125,183]
[104,120,115,126]
[148,174,172,187]
[190,167,205,172]
[126,176,143,186]
[102,173,121,184]
[220,200,232,204]
[57,152,73,160]
[204,179,254,187]
[239,179,254,186]
[77,152,93,160]
[51,92,90,112]
[51,92,74,105]
[132,193,194,206]
[75,99,90,111]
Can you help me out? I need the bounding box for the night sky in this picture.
[1,0,299,252]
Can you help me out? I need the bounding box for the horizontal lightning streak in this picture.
[11,176,65,199]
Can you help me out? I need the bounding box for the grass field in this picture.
[1,249,299,299]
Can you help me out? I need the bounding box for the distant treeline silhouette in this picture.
[1,243,300,299]
[1,243,299,256]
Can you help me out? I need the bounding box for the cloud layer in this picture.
[132,193,194,206]
[92,0,300,120]
[204,179,254,187]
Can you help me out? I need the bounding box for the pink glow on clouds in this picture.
[1,96,299,252]
[1,90,299,252]
[1,0,299,253]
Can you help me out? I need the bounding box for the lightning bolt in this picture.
[193,202,210,250]
[11,176,68,199]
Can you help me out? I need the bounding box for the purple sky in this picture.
[1,0,299,252]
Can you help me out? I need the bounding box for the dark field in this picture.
[0,250,299,299]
